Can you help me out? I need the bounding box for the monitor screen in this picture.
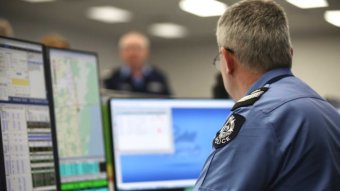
[0,36,59,191]
[46,48,108,191]
[109,98,234,191]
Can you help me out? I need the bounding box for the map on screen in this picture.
[50,51,102,157]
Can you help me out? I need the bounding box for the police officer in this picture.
[194,0,340,190]
[104,31,172,96]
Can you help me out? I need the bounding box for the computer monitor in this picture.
[109,98,234,191]
[0,36,60,191]
[45,48,108,191]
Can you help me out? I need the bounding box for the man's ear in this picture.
[221,47,235,74]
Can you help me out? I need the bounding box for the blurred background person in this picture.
[212,73,230,99]
[104,31,172,96]
[40,33,70,48]
[0,18,14,37]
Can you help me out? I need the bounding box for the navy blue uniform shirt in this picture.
[104,65,171,96]
[194,68,340,191]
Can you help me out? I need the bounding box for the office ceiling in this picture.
[1,0,340,45]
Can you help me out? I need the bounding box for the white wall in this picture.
[8,18,340,99]
[291,36,340,99]
[150,35,340,99]
[150,42,218,98]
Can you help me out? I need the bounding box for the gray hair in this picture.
[118,31,150,49]
[216,0,292,72]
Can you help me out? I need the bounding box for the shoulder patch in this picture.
[231,87,268,111]
[213,114,245,149]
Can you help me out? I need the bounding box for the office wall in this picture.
[8,18,340,99]
[151,42,218,98]
[291,36,340,99]
[151,35,340,99]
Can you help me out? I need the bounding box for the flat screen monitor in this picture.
[46,48,108,191]
[0,36,60,191]
[109,98,234,191]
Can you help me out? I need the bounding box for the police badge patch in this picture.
[213,114,245,149]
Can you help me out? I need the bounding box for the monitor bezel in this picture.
[44,46,108,189]
[0,114,6,191]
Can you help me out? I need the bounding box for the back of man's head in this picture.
[0,18,14,37]
[40,33,70,49]
[216,0,292,73]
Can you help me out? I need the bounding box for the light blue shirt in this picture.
[120,64,152,87]
[194,68,340,191]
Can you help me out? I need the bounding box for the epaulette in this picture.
[231,87,268,111]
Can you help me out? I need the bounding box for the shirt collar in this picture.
[120,64,152,77]
[245,67,293,95]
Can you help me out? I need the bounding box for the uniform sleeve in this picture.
[150,67,172,96]
[160,75,172,96]
[103,68,121,90]
[195,110,280,191]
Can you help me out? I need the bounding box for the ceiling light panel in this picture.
[87,6,132,23]
[149,23,188,39]
[324,10,340,27]
[285,0,328,9]
[179,0,227,17]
